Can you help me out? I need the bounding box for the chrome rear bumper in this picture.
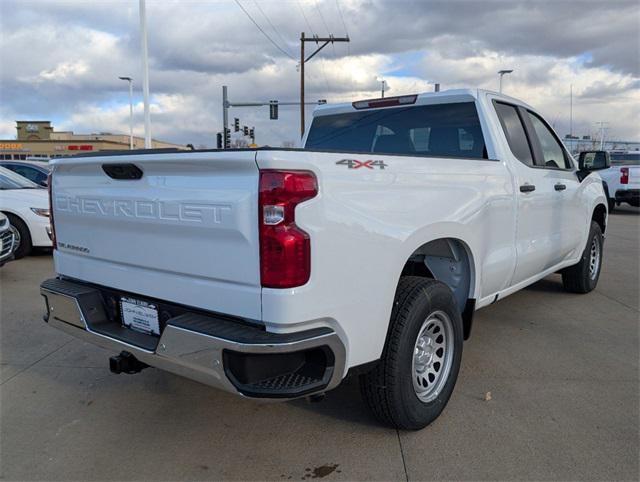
[41,278,345,399]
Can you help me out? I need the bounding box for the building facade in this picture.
[0,121,186,160]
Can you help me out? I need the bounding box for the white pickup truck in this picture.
[41,89,608,429]
[596,151,640,210]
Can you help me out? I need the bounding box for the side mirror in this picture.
[578,150,610,171]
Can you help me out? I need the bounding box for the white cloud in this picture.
[37,60,90,83]
[0,0,638,146]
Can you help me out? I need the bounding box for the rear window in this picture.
[610,153,640,165]
[305,102,487,159]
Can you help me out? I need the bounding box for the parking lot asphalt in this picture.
[1,206,638,481]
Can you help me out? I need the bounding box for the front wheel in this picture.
[359,277,463,430]
[562,221,603,293]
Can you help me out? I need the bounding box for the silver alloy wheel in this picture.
[412,310,454,403]
[9,226,20,252]
[589,236,601,280]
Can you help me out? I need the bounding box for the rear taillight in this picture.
[620,167,629,185]
[47,171,56,249]
[259,170,317,288]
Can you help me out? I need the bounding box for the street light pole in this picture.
[139,0,151,148]
[498,69,513,93]
[376,77,386,98]
[119,76,134,149]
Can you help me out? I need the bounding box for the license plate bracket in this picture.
[120,297,160,336]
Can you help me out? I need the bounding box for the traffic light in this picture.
[234,118,240,132]
[249,127,255,140]
[269,100,278,120]
[243,126,249,136]
[224,127,231,149]
[216,132,222,149]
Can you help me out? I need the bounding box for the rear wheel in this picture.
[359,277,463,430]
[562,221,603,293]
[4,214,31,259]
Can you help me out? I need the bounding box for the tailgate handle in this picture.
[102,163,143,180]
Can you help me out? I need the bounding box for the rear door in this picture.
[51,151,262,320]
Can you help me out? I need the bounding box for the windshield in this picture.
[305,102,487,159]
[0,166,41,189]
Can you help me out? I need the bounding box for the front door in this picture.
[524,109,583,263]
[493,101,562,286]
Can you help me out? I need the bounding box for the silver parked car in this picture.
[0,212,18,266]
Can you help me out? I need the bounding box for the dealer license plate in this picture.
[120,297,160,336]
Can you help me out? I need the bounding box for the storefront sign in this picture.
[0,143,23,150]
[67,145,93,151]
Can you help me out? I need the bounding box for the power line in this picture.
[297,1,330,98]
[335,0,349,56]
[297,0,315,35]
[335,0,348,37]
[253,0,293,57]
[314,1,330,33]
[234,0,295,60]
[314,1,336,57]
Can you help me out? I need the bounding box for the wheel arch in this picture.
[1,209,32,236]
[397,232,478,339]
[592,203,607,234]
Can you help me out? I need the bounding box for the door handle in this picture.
[519,184,536,193]
[554,183,567,191]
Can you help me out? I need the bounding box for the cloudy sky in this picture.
[1,0,638,147]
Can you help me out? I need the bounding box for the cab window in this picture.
[494,102,534,166]
[526,111,571,169]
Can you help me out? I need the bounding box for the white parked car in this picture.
[0,212,18,266]
[41,89,607,429]
[0,166,52,258]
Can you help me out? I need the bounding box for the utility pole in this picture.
[300,33,350,138]
[139,0,151,148]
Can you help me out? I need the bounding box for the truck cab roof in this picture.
[312,88,535,118]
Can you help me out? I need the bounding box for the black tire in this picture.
[4,213,31,259]
[562,221,603,293]
[359,277,463,430]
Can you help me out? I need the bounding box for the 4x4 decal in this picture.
[336,159,388,170]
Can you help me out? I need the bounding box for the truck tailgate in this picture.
[51,151,262,320]
[627,166,640,188]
